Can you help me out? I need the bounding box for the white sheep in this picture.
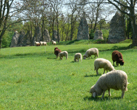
[83,48,99,59]
[40,41,44,45]
[94,58,115,75]
[52,40,56,45]
[34,41,40,46]
[59,51,68,60]
[43,41,47,45]
[90,70,128,99]
[74,53,82,62]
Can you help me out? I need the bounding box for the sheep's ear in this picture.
[92,92,96,98]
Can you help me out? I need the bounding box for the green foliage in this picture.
[0,43,137,109]
[89,29,94,39]
[2,31,13,48]
[102,29,109,40]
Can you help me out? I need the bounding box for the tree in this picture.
[0,0,14,48]
[108,0,137,46]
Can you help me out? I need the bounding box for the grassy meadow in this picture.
[0,41,137,110]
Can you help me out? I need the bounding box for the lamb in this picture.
[43,41,47,45]
[40,41,44,45]
[54,47,61,59]
[35,41,40,46]
[40,41,47,46]
[74,53,82,62]
[83,48,99,59]
[94,58,115,75]
[112,50,124,66]
[52,40,56,45]
[90,70,128,99]
[58,51,68,60]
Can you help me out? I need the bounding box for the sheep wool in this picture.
[59,51,68,60]
[54,47,61,59]
[74,53,82,62]
[94,58,115,75]
[112,50,124,66]
[52,40,56,45]
[90,70,128,99]
[83,48,99,59]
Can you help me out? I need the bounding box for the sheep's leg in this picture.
[96,69,99,75]
[103,69,105,74]
[121,90,125,98]
[108,89,111,96]
[101,91,106,99]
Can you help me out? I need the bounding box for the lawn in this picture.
[0,42,137,110]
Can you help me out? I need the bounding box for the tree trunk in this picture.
[0,37,2,49]
[56,16,60,43]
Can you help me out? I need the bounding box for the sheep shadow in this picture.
[47,57,56,59]
[83,96,121,101]
[84,74,100,77]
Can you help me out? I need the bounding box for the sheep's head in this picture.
[83,55,87,59]
[119,59,124,66]
[54,47,58,50]
[90,85,97,98]
[90,85,103,98]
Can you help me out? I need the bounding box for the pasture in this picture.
[0,42,137,110]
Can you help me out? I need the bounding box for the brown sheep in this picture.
[112,50,124,66]
[54,47,61,59]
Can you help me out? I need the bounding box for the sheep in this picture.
[52,40,56,45]
[74,53,82,62]
[112,50,124,66]
[43,41,47,45]
[90,70,128,99]
[35,41,40,46]
[58,51,68,60]
[40,41,44,45]
[94,58,115,75]
[83,48,99,59]
[54,47,61,59]
[40,41,47,46]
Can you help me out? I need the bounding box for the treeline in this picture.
[0,0,134,48]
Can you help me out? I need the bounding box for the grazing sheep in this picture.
[83,48,99,59]
[35,41,40,46]
[40,41,47,46]
[43,41,47,45]
[54,47,61,59]
[90,70,128,99]
[94,58,115,75]
[52,40,56,45]
[59,51,68,60]
[74,53,82,62]
[112,50,124,66]
[40,41,44,45]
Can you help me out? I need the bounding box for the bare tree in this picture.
[108,0,137,46]
[0,0,14,48]
[48,0,63,43]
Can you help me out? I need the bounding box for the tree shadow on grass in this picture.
[100,44,134,52]
[83,96,121,102]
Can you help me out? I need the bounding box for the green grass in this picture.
[0,41,137,110]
